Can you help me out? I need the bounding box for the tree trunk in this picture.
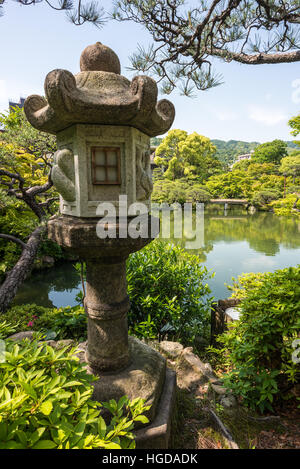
[0,226,45,314]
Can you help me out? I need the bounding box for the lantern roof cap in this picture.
[24,42,175,137]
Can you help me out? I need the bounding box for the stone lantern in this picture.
[24,42,176,448]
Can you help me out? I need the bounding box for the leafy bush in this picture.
[3,304,87,342]
[0,338,149,449]
[217,266,300,412]
[251,189,281,207]
[0,320,18,340]
[287,185,300,195]
[127,241,213,343]
[270,194,300,217]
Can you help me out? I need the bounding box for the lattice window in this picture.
[91,147,121,184]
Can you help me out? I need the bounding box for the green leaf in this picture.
[32,440,57,449]
[40,401,53,416]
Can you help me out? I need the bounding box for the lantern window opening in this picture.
[91,146,121,185]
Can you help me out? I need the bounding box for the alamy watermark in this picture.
[292,339,300,364]
[95,195,204,250]
[0,340,5,363]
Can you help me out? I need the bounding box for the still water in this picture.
[14,207,300,308]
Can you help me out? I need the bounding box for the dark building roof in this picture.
[9,97,25,111]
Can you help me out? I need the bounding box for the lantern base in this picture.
[77,337,168,420]
[76,337,176,448]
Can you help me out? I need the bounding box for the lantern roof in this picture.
[24,42,175,137]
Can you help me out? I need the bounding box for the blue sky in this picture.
[0,1,299,142]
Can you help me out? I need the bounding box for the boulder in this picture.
[7,331,34,341]
[158,340,183,359]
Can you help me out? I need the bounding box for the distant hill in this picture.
[211,140,259,166]
[150,137,298,166]
[212,139,299,166]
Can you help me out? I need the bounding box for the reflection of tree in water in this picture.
[14,262,80,308]
[204,209,300,256]
[159,207,300,258]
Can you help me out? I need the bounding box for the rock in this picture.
[211,384,227,395]
[176,346,218,391]
[181,348,218,382]
[45,339,75,351]
[248,205,256,214]
[158,340,183,359]
[7,331,34,341]
[220,395,237,408]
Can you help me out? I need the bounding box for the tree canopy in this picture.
[154,129,222,181]
[279,154,300,182]
[252,139,288,165]
[114,0,300,95]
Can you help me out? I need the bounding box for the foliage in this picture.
[152,179,211,205]
[154,129,221,182]
[0,320,18,340]
[3,304,87,342]
[0,338,149,449]
[218,266,300,413]
[288,113,300,139]
[0,108,60,278]
[227,272,269,299]
[252,140,287,165]
[114,1,300,94]
[206,170,252,199]
[251,189,281,208]
[279,154,300,182]
[127,241,213,344]
[270,194,300,217]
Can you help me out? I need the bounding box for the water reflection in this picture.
[14,208,300,306]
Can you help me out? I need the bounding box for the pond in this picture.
[14,207,300,308]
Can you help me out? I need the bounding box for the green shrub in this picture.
[127,241,213,343]
[251,189,281,207]
[0,320,18,340]
[3,304,87,342]
[0,338,149,449]
[270,194,300,217]
[218,266,300,412]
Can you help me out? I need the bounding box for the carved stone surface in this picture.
[51,149,75,202]
[136,148,153,201]
[51,124,153,217]
[47,214,159,259]
[24,42,175,137]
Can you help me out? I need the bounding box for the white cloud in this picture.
[248,106,288,126]
[215,110,238,121]
[241,256,276,269]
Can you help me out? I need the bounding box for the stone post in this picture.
[85,257,130,372]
